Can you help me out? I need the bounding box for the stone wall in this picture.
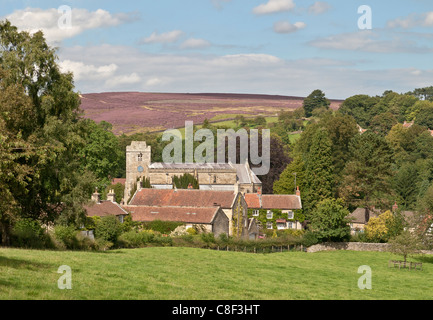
[307,242,433,255]
[306,242,390,253]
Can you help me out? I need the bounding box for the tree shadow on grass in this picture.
[416,255,433,264]
[0,256,52,271]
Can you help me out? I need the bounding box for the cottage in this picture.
[244,187,303,231]
[123,206,229,237]
[348,207,380,235]
[127,187,251,238]
[84,189,129,223]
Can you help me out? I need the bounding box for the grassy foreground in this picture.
[0,247,432,300]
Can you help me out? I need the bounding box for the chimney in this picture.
[392,201,398,212]
[107,189,116,203]
[296,186,301,197]
[91,188,101,204]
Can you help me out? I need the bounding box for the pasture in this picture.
[0,247,431,300]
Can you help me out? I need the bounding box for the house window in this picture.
[287,222,293,229]
[118,215,124,223]
[253,210,260,217]
[287,210,294,220]
[266,222,273,229]
[266,210,273,219]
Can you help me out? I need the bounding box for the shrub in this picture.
[141,220,184,234]
[301,231,319,247]
[94,215,122,244]
[11,218,49,249]
[200,232,215,244]
[118,230,155,248]
[53,225,80,250]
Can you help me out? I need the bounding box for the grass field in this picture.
[1,247,432,300]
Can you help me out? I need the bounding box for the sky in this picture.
[1,0,433,99]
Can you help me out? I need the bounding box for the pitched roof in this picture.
[123,206,224,224]
[348,208,379,224]
[129,188,238,208]
[244,193,302,210]
[84,201,128,217]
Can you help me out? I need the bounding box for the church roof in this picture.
[128,188,238,208]
[148,161,262,184]
[148,163,234,170]
[123,206,224,224]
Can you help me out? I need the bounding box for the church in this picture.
[124,141,262,202]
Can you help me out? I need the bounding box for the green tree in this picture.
[393,163,419,210]
[302,128,334,217]
[309,198,351,242]
[273,157,305,195]
[338,94,380,128]
[303,89,330,118]
[80,120,123,185]
[0,20,97,232]
[172,173,199,189]
[339,131,394,211]
[389,230,423,263]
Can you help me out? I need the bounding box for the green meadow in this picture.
[0,247,432,300]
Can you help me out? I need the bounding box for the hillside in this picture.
[79,92,343,135]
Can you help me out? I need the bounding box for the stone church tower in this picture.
[124,141,151,202]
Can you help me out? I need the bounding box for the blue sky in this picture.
[1,0,433,99]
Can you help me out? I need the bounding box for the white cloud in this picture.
[4,7,135,44]
[308,1,331,15]
[273,21,306,34]
[180,38,211,49]
[59,60,118,81]
[57,44,433,99]
[253,0,296,15]
[309,30,433,53]
[141,30,184,44]
[105,73,141,88]
[387,12,433,29]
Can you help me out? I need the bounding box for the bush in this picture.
[118,230,155,248]
[53,225,80,250]
[301,231,319,247]
[94,215,122,244]
[141,220,184,234]
[11,218,50,249]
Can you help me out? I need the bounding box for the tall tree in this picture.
[302,128,334,217]
[339,131,394,211]
[303,89,330,118]
[0,20,96,233]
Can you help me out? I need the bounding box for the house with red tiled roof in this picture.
[84,189,129,222]
[126,187,253,238]
[123,206,229,237]
[245,187,303,231]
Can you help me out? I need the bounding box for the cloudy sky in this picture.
[1,0,433,99]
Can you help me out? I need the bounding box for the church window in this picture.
[138,153,143,161]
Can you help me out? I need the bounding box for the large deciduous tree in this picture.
[0,20,97,240]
